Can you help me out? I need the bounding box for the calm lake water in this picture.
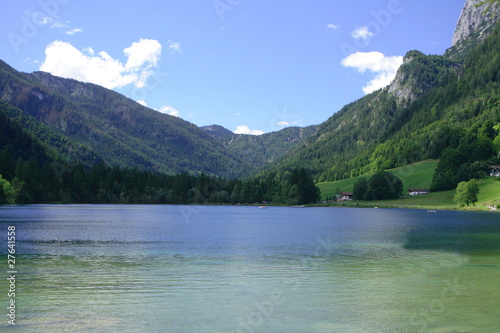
[0,205,499,332]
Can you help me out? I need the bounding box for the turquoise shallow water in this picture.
[0,205,499,332]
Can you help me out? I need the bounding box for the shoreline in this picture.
[1,201,498,213]
[307,201,499,212]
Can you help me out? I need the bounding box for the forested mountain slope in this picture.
[0,60,323,178]
[0,61,253,178]
[263,18,499,183]
[202,124,318,169]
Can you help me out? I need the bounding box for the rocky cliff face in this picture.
[387,50,461,104]
[388,0,498,102]
[448,0,498,55]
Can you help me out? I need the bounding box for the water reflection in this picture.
[403,210,500,255]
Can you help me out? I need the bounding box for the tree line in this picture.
[0,157,320,206]
[0,99,319,206]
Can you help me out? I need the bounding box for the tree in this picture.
[0,177,6,204]
[353,178,368,200]
[454,179,480,206]
[10,177,29,203]
[493,123,500,156]
[368,171,403,200]
[431,147,470,192]
[465,179,480,206]
[0,174,15,204]
[288,168,321,204]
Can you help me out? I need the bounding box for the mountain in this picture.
[263,0,499,182]
[446,0,499,58]
[0,100,55,180]
[0,0,498,189]
[202,124,318,169]
[0,60,321,179]
[0,61,254,178]
[201,125,235,142]
[387,51,461,104]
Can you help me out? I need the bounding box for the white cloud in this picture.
[276,121,290,127]
[351,26,374,42]
[82,47,95,56]
[327,24,340,32]
[39,39,162,90]
[66,28,83,35]
[124,39,162,71]
[341,51,403,94]
[137,100,148,107]
[168,40,182,54]
[158,105,180,117]
[234,125,265,136]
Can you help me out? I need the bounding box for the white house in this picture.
[341,192,353,201]
[408,188,430,196]
[490,166,500,177]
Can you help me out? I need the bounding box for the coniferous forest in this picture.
[0,105,320,205]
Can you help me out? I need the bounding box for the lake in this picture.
[0,205,499,332]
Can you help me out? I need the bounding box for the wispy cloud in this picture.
[23,57,40,65]
[51,21,69,29]
[26,11,72,30]
[27,11,56,26]
[351,26,374,42]
[341,51,403,94]
[234,125,264,136]
[66,28,83,35]
[26,11,82,37]
[158,105,180,117]
[40,39,162,89]
[276,121,290,127]
[326,24,340,32]
[138,102,182,118]
[168,40,182,54]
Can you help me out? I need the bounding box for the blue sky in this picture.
[1,0,466,135]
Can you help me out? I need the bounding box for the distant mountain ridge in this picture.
[0,60,252,177]
[0,60,318,178]
[202,124,318,169]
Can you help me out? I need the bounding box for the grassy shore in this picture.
[316,160,500,211]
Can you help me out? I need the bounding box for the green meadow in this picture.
[317,160,500,211]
